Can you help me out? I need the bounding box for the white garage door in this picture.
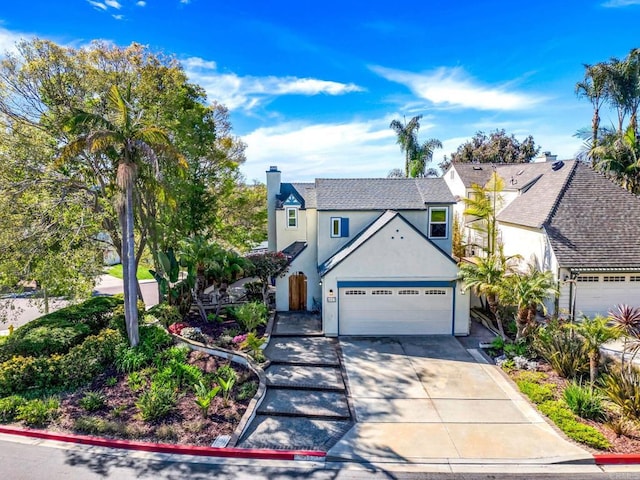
[339,286,453,335]
[574,274,640,318]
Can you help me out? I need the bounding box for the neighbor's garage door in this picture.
[339,286,452,335]
[574,274,640,318]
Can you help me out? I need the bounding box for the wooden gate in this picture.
[288,272,307,311]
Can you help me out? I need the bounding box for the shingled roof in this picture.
[452,162,564,191]
[544,162,640,270]
[314,178,454,210]
[497,161,576,228]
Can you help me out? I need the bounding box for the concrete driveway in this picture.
[328,336,592,464]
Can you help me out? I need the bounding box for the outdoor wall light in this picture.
[329,289,334,296]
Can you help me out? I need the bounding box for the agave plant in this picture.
[608,304,640,372]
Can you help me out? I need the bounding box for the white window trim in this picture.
[428,207,449,239]
[286,207,298,229]
[330,217,341,238]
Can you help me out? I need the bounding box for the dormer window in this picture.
[286,207,298,228]
[428,207,448,239]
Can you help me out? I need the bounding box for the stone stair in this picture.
[237,312,353,451]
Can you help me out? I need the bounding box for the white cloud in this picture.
[371,65,541,111]
[241,120,399,182]
[0,26,33,55]
[136,1,146,5]
[87,1,108,10]
[112,14,124,20]
[180,0,191,3]
[183,56,364,111]
[105,0,122,8]
[602,0,640,6]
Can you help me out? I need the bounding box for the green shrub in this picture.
[503,339,532,359]
[0,296,123,362]
[516,379,556,404]
[243,281,264,302]
[136,382,177,422]
[539,400,611,450]
[127,371,146,392]
[139,325,173,353]
[154,345,189,367]
[0,395,27,422]
[79,390,106,412]
[114,345,150,373]
[241,332,266,362]
[533,323,589,378]
[153,362,203,390]
[104,376,118,387]
[16,397,60,427]
[563,381,605,420]
[216,364,237,383]
[233,302,268,332]
[602,368,640,420]
[145,304,182,328]
[236,381,258,401]
[0,328,123,396]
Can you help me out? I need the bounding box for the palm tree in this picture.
[459,253,516,339]
[592,125,640,194]
[576,62,608,153]
[409,138,443,177]
[463,172,504,256]
[390,115,422,177]
[570,315,619,386]
[502,264,557,340]
[62,85,177,347]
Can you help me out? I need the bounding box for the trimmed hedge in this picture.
[0,328,125,396]
[0,296,123,361]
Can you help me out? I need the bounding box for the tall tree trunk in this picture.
[589,351,599,386]
[124,183,139,347]
[487,294,506,339]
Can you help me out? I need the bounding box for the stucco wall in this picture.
[320,215,466,336]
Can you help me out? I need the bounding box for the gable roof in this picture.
[544,162,640,270]
[277,182,316,209]
[315,178,454,210]
[318,210,455,276]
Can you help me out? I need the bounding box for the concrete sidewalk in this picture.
[328,336,592,465]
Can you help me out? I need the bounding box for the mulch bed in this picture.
[50,350,256,447]
[505,361,640,454]
[180,311,266,346]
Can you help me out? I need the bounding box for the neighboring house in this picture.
[266,166,470,336]
[444,158,640,318]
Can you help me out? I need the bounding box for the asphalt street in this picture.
[1,437,639,480]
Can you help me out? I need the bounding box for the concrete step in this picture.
[257,388,351,419]
[272,312,322,336]
[238,415,353,451]
[264,336,340,366]
[266,365,345,391]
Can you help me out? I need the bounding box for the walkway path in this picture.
[238,312,353,450]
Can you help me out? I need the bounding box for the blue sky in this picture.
[1,1,639,182]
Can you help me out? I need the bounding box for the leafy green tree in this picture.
[246,252,290,305]
[570,316,619,386]
[409,139,443,178]
[441,129,539,171]
[62,85,179,347]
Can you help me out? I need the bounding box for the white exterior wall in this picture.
[317,208,452,265]
[320,215,468,336]
[499,223,556,272]
[274,208,320,311]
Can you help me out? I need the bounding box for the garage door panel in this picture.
[339,286,452,335]
[575,277,640,317]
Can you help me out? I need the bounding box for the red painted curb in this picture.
[594,454,640,465]
[0,426,326,461]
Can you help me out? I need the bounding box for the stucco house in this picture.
[266,166,470,336]
[444,158,640,319]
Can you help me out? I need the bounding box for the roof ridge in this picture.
[542,160,579,226]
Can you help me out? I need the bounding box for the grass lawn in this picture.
[106,264,155,281]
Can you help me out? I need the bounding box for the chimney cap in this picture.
[268,166,280,172]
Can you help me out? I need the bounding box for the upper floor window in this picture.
[286,207,298,228]
[429,207,448,239]
[330,217,349,238]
